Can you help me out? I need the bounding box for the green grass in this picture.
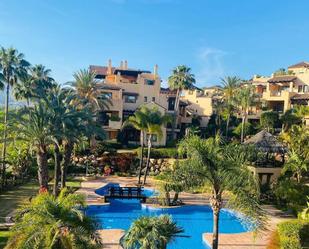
[66,177,82,189]
[0,230,10,249]
[0,181,38,223]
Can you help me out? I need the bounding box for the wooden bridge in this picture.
[104,186,147,203]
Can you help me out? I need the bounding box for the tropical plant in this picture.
[0,47,30,188]
[280,109,301,132]
[168,65,195,139]
[5,188,102,249]
[143,108,171,185]
[236,85,257,142]
[71,69,110,112]
[155,164,184,206]
[16,104,52,190]
[121,215,184,249]
[178,135,266,249]
[294,105,309,124]
[221,76,240,136]
[123,106,151,184]
[260,111,279,133]
[299,197,309,220]
[281,125,309,183]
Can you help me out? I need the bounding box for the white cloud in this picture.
[196,47,228,86]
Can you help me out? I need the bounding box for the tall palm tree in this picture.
[123,106,150,185]
[17,104,52,190]
[143,107,171,185]
[71,69,110,112]
[178,136,266,249]
[5,188,102,249]
[14,64,55,105]
[221,76,240,136]
[0,47,30,188]
[168,65,195,139]
[236,85,256,142]
[121,215,184,249]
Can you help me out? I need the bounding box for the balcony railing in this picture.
[270,91,282,96]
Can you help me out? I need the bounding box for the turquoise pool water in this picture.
[87,184,251,249]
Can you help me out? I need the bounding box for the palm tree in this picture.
[17,104,52,190]
[168,65,195,139]
[123,106,150,185]
[121,215,184,249]
[281,125,309,183]
[5,188,102,249]
[14,64,55,105]
[284,149,308,183]
[71,69,110,112]
[178,135,266,249]
[0,47,30,188]
[294,105,309,124]
[236,85,256,142]
[143,107,171,185]
[221,76,240,136]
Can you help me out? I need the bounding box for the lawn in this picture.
[0,181,38,223]
[0,230,10,249]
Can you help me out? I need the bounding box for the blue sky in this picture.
[1,0,309,87]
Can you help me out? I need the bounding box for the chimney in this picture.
[120,61,124,69]
[154,64,158,76]
[107,59,112,74]
[124,60,128,69]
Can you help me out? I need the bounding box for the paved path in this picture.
[81,176,293,249]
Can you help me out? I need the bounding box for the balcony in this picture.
[262,90,292,101]
[107,120,122,130]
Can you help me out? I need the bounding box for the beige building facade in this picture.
[90,60,195,146]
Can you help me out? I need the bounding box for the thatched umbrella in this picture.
[244,130,287,154]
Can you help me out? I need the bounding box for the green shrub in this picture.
[277,220,309,249]
[273,179,309,214]
[233,122,255,137]
[136,147,178,159]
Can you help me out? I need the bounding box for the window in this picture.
[145,79,155,85]
[304,85,309,93]
[101,92,112,99]
[125,95,137,103]
[298,85,303,93]
[152,97,155,102]
[144,96,148,102]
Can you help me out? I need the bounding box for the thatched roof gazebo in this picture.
[244,130,287,154]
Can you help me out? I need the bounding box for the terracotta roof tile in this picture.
[268,75,297,83]
[288,61,309,69]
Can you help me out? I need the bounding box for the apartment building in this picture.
[90,60,192,146]
[250,62,309,115]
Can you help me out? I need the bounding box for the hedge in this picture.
[277,220,309,249]
[136,147,178,159]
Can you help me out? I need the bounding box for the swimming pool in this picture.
[86,198,252,249]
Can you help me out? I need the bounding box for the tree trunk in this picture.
[61,141,73,189]
[143,134,152,185]
[137,131,144,185]
[53,143,61,196]
[172,191,179,204]
[1,84,9,189]
[225,114,230,137]
[212,209,220,249]
[171,89,180,140]
[241,114,245,143]
[210,190,222,249]
[37,144,49,190]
